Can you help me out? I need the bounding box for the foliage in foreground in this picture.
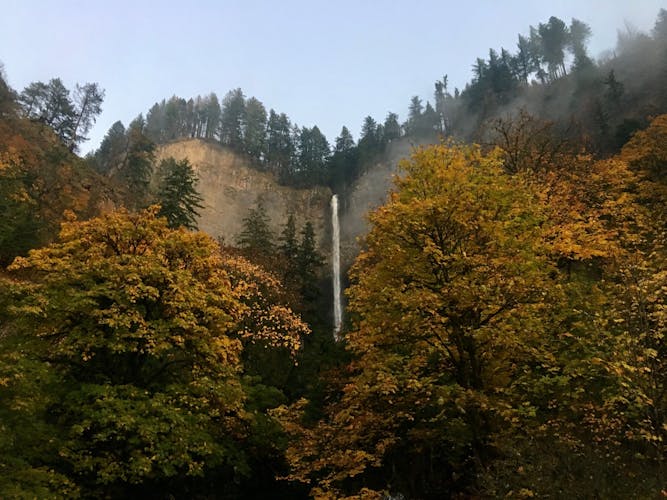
[0,207,308,498]
[278,135,666,498]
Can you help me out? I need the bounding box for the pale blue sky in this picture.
[1,1,664,153]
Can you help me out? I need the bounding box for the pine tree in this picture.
[156,157,204,229]
[236,202,274,257]
[297,221,324,302]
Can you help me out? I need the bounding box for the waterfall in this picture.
[331,194,342,340]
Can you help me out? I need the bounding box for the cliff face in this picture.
[156,140,332,255]
[155,138,417,267]
[339,139,415,266]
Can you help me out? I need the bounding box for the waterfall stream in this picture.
[331,194,342,340]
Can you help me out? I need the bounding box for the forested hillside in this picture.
[0,9,666,499]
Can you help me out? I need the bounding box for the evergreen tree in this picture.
[296,125,330,185]
[405,95,424,135]
[330,126,358,188]
[538,16,569,80]
[236,202,274,257]
[156,157,204,230]
[145,101,165,143]
[383,112,401,141]
[279,213,299,261]
[568,18,593,71]
[94,120,126,174]
[119,115,155,209]
[266,110,295,182]
[358,115,380,163]
[68,83,104,151]
[220,88,246,149]
[20,78,76,144]
[205,93,221,140]
[244,97,267,161]
[297,221,324,302]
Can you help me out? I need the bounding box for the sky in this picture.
[1,1,665,154]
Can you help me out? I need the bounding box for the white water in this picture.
[331,194,342,340]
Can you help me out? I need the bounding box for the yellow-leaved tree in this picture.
[0,207,308,498]
[278,143,568,498]
[278,140,664,498]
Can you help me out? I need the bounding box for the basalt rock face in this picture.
[155,138,417,266]
[338,139,415,267]
[155,139,332,255]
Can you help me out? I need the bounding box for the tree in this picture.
[330,126,359,187]
[296,125,330,185]
[204,92,221,140]
[244,97,267,162]
[513,34,537,83]
[19,79,104,150]
[538,16,569,80]
[3,208,308,497]
[68,83,104,151]
[94,120,126,174]
[279,213,299,263]
[220,88,246,149]
[20,78,76,143]
[405,95,423,135]
[382,112,401,142]
[236,202,275,260]
[279,143,560,497]
[296,221,324,304]
[114,115,155,209]
[156,157,204,229]
[652,8,667,41]
[568,18,593,71]
[0,64,17,117]
[358,115,381,164]
[266,110,294,182]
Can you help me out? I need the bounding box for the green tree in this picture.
[220,88,246,149]
[382,112,401,142]
[513,34,538,83]
[538,16,569,80]
[156,157,204,229]
[244,96,267,162]
[20,78,76,143]
[330,125,359,187]
[3,208,307,497]
[204,92,221,140]
[266,110,294,181]
[236,202,275,260]
[568,18,593,70]
[68,82,104,151]
[296,125,330,185]
[358,115,381,163]
[296,221,324,303]
[94,120,126,174]
[279,213,299,262]
[114,115,155,208]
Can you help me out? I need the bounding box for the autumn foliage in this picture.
[1,208,308,497]
[278,134,666,498]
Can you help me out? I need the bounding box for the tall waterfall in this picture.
[331,194,342,340]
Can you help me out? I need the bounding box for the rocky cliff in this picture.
[156,140,332,255]
[155,138,417,267]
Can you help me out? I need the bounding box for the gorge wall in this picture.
[156,139,332,255]
[156,138,418,266]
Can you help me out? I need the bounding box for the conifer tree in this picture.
[236,202,274,258]
[156,157,204,230]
